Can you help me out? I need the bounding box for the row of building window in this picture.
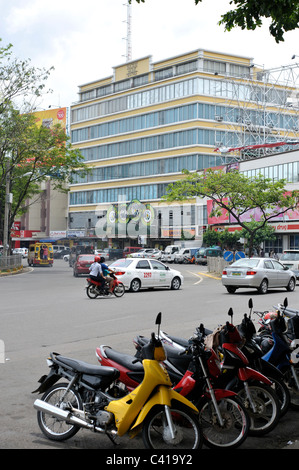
[79,59,253,103]
[71,102,297,144]
[72,76,290,123]
[69,183,168,206]
[243,161,299,183]
[70,160,299,206]
[72,153,225,185]
[79,128,286,162]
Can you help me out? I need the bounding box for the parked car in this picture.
[130,248,155,258]
[196,246,222,265]
[109,258,184,292]
[174,247,200,264]
[279,250,299,280]
[95,248,110,260]
[12,247,28,258]
[222,257,296,294]
[123,246,141,257]
[54,248,70,259]
[73,254,95,277]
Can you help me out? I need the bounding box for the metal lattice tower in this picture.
[214,62,299,162]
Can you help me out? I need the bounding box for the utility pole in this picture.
[3,158,12,257]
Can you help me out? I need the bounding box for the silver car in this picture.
[222,257,296,294]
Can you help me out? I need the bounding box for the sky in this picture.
[0,0,299,111]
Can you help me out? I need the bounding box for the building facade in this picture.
[68,49,299,250]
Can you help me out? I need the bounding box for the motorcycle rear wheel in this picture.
[198,396,250,449]
[113,283,125,297]
[86,284,99,299]
[142,404,203,449]
[37,383,83,441]
[237,383,280,436]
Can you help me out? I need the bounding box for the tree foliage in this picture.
[164,168,299,256]
[0,41,87,247]
[130,0,299,42]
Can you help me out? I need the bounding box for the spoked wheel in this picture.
[283,365,299,410]
[142,405,203,449]
[268,376,290,416]
[237,383,280,436]
[198,396,250,449]
[37,383,83,441]
[86,284,99,299]
[113,283,125,297]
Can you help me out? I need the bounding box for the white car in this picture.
[130,248,155,258]
[109,258,184,292]
[12,247,28,258]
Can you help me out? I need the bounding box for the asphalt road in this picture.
[0,259,298,451]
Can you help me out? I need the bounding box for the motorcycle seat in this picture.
[103,347,144,371]
[56,354,120,378]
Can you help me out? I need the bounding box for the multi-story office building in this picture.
[68,48,299,249]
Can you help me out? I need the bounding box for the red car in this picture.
[73,254,95,277]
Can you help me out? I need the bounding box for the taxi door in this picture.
[135,259,154,287]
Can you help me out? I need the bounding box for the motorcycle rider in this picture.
[89,256,105,291]
[100,257,114,294]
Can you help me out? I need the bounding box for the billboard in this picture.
[33,107,67,131]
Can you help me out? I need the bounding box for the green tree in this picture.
[0,42,88,250]
[130,0,299,42]
[239,221,276,255]
[163,168,299,257]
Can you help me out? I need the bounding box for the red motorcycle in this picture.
[96,324,251,449]
[86,270,125,298]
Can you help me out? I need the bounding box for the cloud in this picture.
[0,0,298,109]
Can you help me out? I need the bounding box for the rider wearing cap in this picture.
[89,256,105,290]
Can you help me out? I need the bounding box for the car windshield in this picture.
[280,252,299,261]
[231,258,260,268]
[78,255,94,261]
[110,259,133,268]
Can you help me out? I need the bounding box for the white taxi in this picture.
[109,258,183,292]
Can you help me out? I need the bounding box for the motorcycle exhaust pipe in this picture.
[34,399,95,429]
[34,399,118,437]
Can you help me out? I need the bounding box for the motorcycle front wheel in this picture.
[113,283,125,297]
[237,383,280,436]
[37,383,83,441]
[86,284,99,299]
[142,404,202,449]
[198,396,250,449]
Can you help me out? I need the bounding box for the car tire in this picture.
[130,278,141,292]
[171,277,181,290]
[258,278,268,294]
[286,277,296,292]
[226,286,237,293]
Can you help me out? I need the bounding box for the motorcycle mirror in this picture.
[284,297,288,308]
[228,307,234,323]
[155,312,162,337]
[248,298,253,318]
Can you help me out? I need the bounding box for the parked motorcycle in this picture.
[236,299,290,416]
[33,313,203,449]
[132,311,281,436]
[86,270,125,299]
[97,324,250,449]
[253,298,299,410]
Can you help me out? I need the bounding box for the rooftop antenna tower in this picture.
[123,1,132,62]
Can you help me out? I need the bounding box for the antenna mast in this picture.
[123,1,132,62]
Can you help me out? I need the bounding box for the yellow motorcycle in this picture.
[33,313,202,449]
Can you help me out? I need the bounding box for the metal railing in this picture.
[0,254,23,272]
